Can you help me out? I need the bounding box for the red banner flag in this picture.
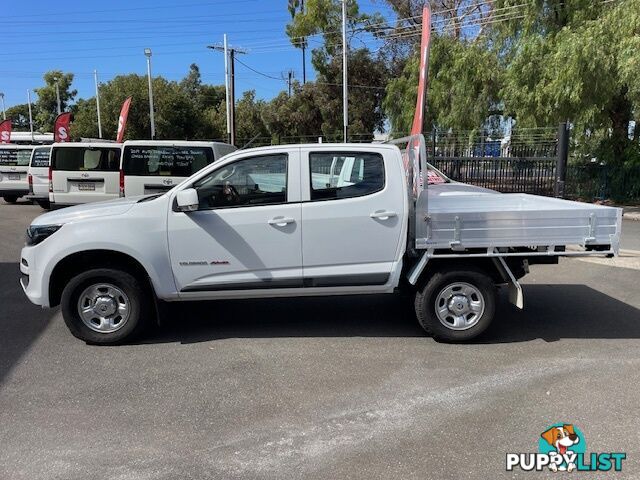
[116,96,132,143]
[54,112,73,142]
[0,119,11,144]
[410,5,432,136]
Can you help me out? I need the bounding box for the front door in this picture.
[167,150,303,297]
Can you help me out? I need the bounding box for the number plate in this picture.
[7,174,20,180]
[78,183,95,191]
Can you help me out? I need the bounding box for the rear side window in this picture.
[31,148,51,168]
[309,152,385,201]
[123,145,213,177]
[52,147,121,171]
[0,148,33,167]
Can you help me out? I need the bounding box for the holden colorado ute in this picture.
[20,136,622,344]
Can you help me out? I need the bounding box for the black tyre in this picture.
[36,200,50,209]
[3,195,18,203]
[61,268,150,344]
[415,268,496,342]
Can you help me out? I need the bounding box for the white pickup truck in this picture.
[20,136,622,344]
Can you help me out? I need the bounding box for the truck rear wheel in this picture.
[415,268,496,342]
[61,268,150,345]
[3,195,18,203]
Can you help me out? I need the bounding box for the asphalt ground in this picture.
[1,199,639,480]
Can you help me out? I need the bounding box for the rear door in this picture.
[28,147,51,197]
[0,147,32,196]
[122,144,214,197]
[51,146,121,205]
[167,149,303,296]
[300,147,406,290]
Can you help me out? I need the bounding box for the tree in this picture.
[384,34,502,134]
[33,71,76,131]
[493,0,640,163]
[4,104,32,131]
[72,74,202,141]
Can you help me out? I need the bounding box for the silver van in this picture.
[121,141,236,197]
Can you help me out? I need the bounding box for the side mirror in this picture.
[175,188,199,212]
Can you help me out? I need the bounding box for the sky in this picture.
[1,0,394,110]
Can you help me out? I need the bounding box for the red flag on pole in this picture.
[0,119,11,144]
[116,96,132,143]
[410,5,432,136]
[54,112,73,142]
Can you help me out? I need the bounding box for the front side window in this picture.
[123,146,213,177]
[193,154,287,209]
[52,148,121,171]
[309,152,385,201]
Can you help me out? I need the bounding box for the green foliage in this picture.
[384,35,502,134]
[33,71,76,131]
[4,104,31,131]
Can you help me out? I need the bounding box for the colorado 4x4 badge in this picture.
[506,423,626,472]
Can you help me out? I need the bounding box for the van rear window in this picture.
[52,147,121,171]
[0,148,33,167]
[31,148,51,168]
[123,146,213,177]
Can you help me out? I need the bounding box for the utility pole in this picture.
[301,0,306,84]
[0,93,5,120]
[27,90,34,142]
[144,48,156,139]
[341,0,349,142]
[53,77,61,115]
[286,70,294,97]
[208,38,247,146]
[94,70,103,139]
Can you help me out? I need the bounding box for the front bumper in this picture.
[20,246,48,307]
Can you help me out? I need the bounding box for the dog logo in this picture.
[540,424,581,472]
[506,423,626,473]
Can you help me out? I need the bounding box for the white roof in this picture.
[51,142,121,148]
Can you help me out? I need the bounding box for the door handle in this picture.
[370,210,397,220]
[268,216,296,227]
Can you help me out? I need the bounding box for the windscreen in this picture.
[51,147,121,171]
[30,147,51,168]
[123,145,213,177]
[0,148,33,167]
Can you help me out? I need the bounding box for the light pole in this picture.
[94,70,103,138]
[341,0,348,143]
[0,93,5,120]
[144,48,156,139]
[53,77,61,115]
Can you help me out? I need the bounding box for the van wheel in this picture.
[3,195,18,203]
[61,268,150,345]
[36,200,50,209]
[415,269,496,342]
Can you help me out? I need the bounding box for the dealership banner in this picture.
[0,119,11,143]
[116,96,132,143]
[54,112,73,142]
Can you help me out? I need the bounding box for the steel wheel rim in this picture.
[77,283,130,334]
[434,282,485,331]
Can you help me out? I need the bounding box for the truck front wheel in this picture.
[60,268,150,345]
[415,269,496,342]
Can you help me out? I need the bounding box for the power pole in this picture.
[53,77,61,115]
[341,0,348,143]
[94,70,103,139]
[285,70,294,97]
[208,39,247,146]
[301,0,306,84]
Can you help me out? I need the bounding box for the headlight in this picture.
[25,225,62,246]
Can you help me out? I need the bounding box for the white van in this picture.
[26,146,52,209]
[121,141,236,197]
[49,142,122,208]
[0,145,34,203]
